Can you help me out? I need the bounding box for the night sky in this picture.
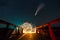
[0,0,60,26]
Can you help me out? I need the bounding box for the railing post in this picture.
[48,24,56,40]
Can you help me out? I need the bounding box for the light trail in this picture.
[18,33,27,39]
[18,22,36,39]
[21,22,36,33]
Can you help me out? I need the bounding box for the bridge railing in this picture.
[36,18,60,40]
[0,20,17,40]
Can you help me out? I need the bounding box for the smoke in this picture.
[35,3,45,16]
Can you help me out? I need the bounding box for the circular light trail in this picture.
[21,22,36,33]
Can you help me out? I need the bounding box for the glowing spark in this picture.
[35,3,45,16]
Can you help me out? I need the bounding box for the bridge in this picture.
[0,18,60,40]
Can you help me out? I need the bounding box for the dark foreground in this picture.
[7,33,51,40]
[0,27,60,40]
